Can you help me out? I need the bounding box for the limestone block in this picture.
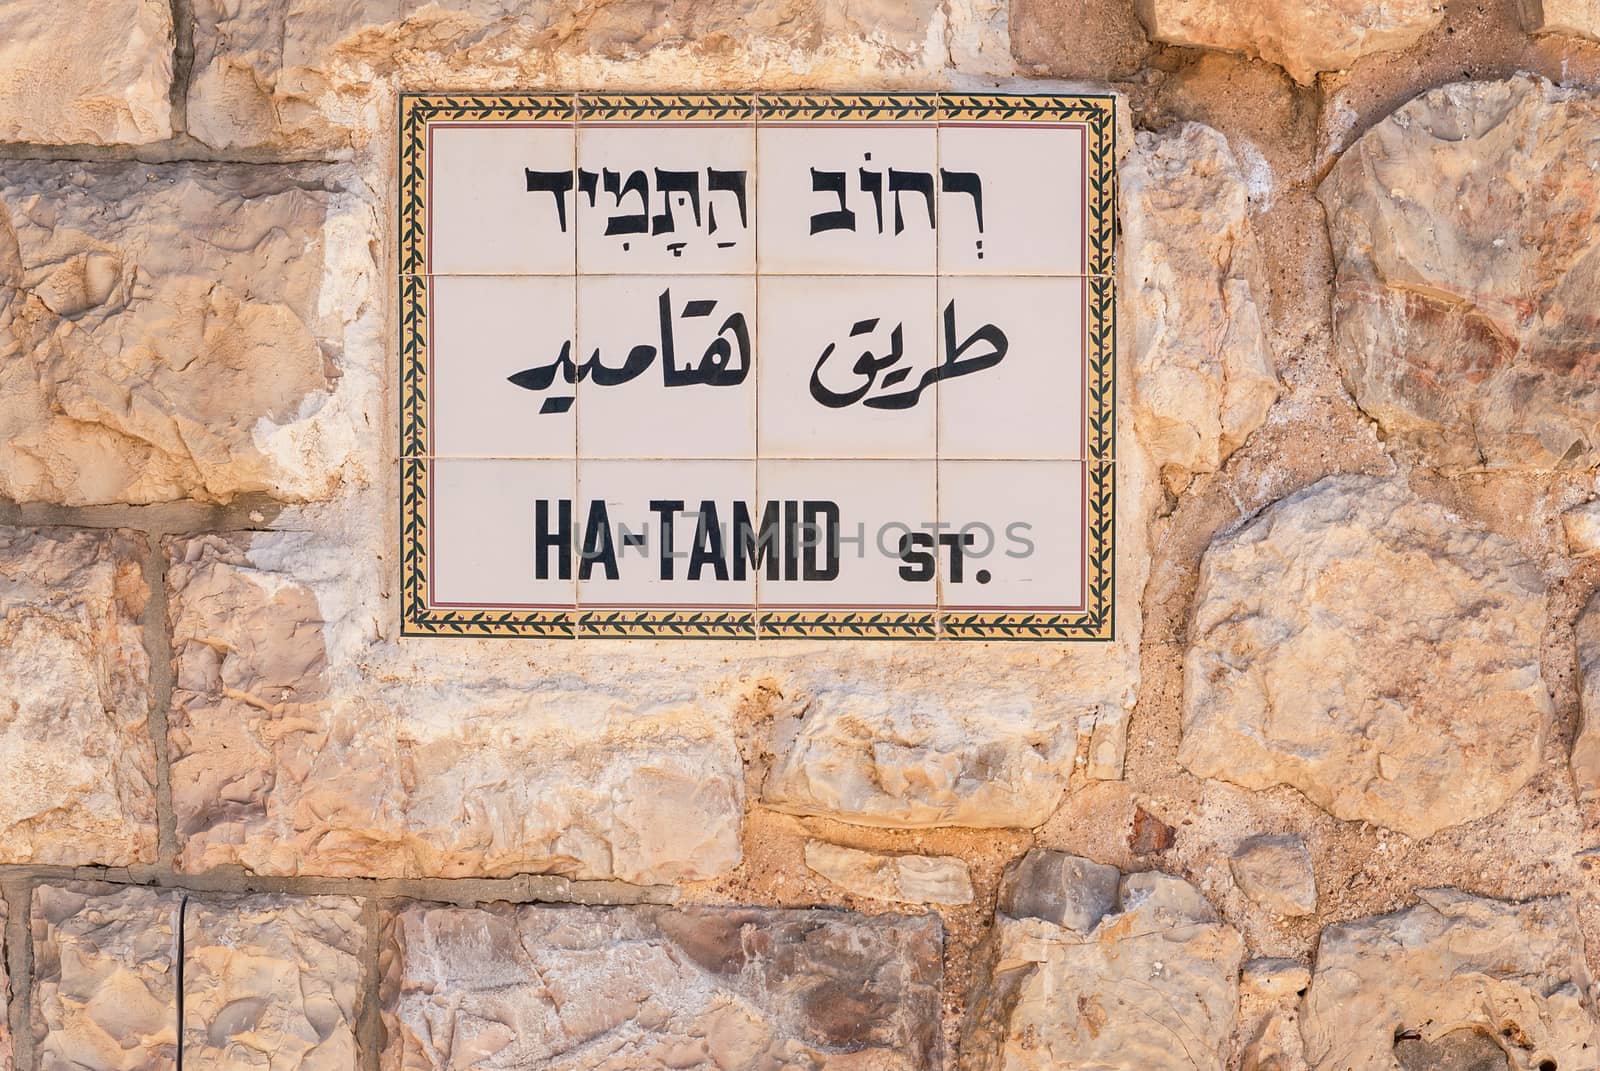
[0,0,173,145]
[34,886,366,1071]
[183,896,364,1071]
[1134,0,1443,83]
[803,841,974,905]
[381,901,944,1069]
[1522,0,1600,42]
[168,532,742,883]
[762,681,1081,828]
[1181,475,1552,838]
[0,526,156,865]
[0,162,380,505]
[1122,122,1279,493]
[1320,76,1600,473]
[964,853,1244,1070]
[187,0,982,152]
[32,885,181,1071]
[1230,834,1316,916]
[1301,889,1599,1070]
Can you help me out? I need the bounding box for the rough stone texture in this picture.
[187,0,1005,152]
[964,852,1244,1070]
[0,0,173,145]
[0,162,380,505]
[169,532,743,883]
[0,526,157,865]
[1240,958,1309,999]
[804,841,974,905]
[995,849,1120,933]
[1562,498,1600,555]
[1320,75,1600,474]
[1572,590,1600,798]
[32,885,181,1071]
[1522,0,1600,42]
[1122,122,1280,493]
[1301,889,1599,1070]
[762,680,1082,828]
[1238,958,1311,1071]
[184,896,364,1071]
[1134,0,1444,83]
[381,901,944,1070]
[1011,0,1152,79]
[1229,834,1316,916]
[1181,475,1552,839]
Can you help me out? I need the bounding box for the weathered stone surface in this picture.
[187,0,1000,152]
[32,885,180,1071]
[0,0,173,145]
[0,526,156,865]
[965,852,1244,1070]
[1240,958,1309,999]
[1122,122,1279,493]
[1011,0,1152,79]
[804,841,974,905]
[1562,498,1600,556]
[0,162,379,505]
[184,895,364,1071]
[381,901,943,1069]
[1522,0,1600,42]
[1572,590,1600,798]
[1134,0,1443,84]
[1320,76,1600,473]
[762,680,1081,828]
[1230,834,1316,916]
[1181,475,1552,838]
[1301,889,1599,1070]
[169,532,742,882]
[995,849,1120,933]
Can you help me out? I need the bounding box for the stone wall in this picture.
[2,0,1600,1068]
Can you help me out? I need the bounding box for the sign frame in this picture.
[399,92,1116,640]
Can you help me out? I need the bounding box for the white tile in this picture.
[577,122,756,274]
[758,276,937,458]
[937,461,1086,610]
[937,124,1087,275]
[937,277,1086,459]
[757,123,938,274]
[429,276,577,458]
[576,459,757,608]
[756,459,937,609]
[428,123,576,275]
[429,459,578,608]
[576,276,756,459]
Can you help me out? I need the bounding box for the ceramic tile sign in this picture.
[399,94,1115,640]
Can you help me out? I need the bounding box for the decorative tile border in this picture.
[398,92,1116,640]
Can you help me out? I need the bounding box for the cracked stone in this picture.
[1181,474,1552,838]
[1320,75,1600,473]
[381,901,944,1069]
